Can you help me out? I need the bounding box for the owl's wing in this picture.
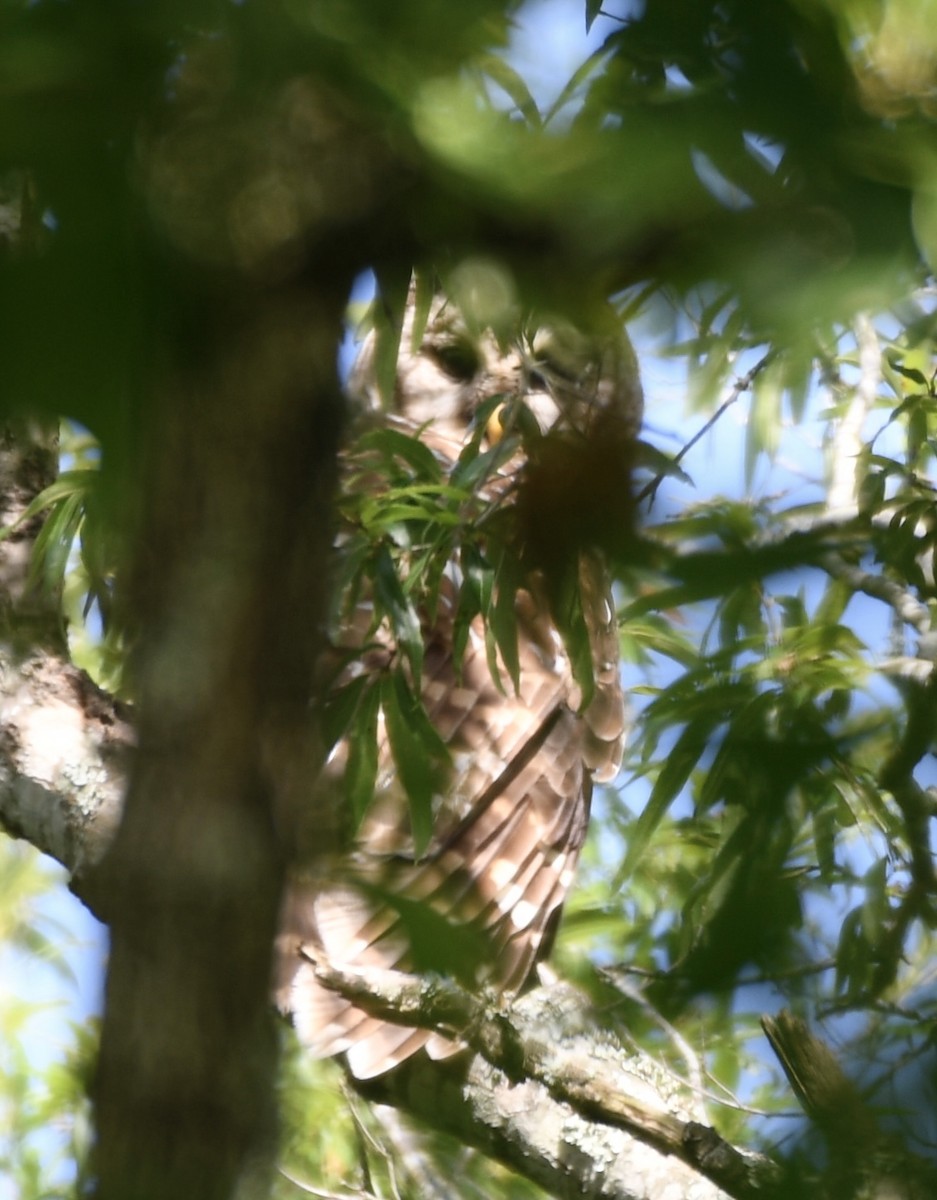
[276,554,625,1079]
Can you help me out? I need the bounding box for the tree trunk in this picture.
[89,279,349,1200]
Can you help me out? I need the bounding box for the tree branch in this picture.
[313,960,778,1200]
[0,419,133,891]
[0,646,132,886]
[763,1010,937,1199]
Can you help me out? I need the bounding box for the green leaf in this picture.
[634,440,694,487]
[544,43,613,123]
[371,267,411,407]
[782,349,814,423]
[409,269,435,353]
[860,856,889,943]
[28,490,84,593]
[345,682,380,829]
[834,907,869,999]
[811,799,836,884]
[454,543,492,672]
[361,881,488,983]
[552,564,595,710]
[745,362,782,486]
[372,543,423,682]
[321,674,370,752]
[886,354,929,386]
[382,671,450,857]
[449,408,518,493]
[615,717,713,887]
[620,615,699,669]
[355,426,443,483]
[0,468,95,543]
[478,55,541,127]
[489,550,521,693]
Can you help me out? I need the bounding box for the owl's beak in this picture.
[486,399,548,446]
[485,404,508,446]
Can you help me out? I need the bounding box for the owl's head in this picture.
[356,286,643,574]
[348,286,643,464]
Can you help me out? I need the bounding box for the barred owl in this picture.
[275,286,642,1080]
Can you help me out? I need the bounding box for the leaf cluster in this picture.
[321,390,530,852]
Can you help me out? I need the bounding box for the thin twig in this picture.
[277,1166,379,1200]
[820,553,931,636]
[637,351,773,506]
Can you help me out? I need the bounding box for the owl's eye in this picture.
[428,338,480,382]
[527,368,549,391]
[530,324,590,384]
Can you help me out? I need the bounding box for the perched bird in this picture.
[275,284,642,1079]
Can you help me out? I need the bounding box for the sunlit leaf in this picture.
[478,55,541,127]
[745,362,782,486]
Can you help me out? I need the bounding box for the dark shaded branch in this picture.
[763,1010,937,1199]
[873,673,937,992]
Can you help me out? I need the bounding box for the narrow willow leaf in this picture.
[615,717,712,887]
[812,801,836,884]
[585,0,603,32]
[887,355,929,386]
[372,266,411,407]
[373,544,423,682]
[834,908,868,998]
[860,857,888,943]
[783,349,814,423]
[345,682,380,829]
[454,543,492,672]
[478,55,541,127]
[634,440,694,486]
[355,426,443,482]
[545,44,614,124]
[321,674,370,752]
[552,564,594,711]
[745,364,782,486]
[410,270,434,353]
[622,616,699,668]
[0,468,94,542]
[382,671,449,857]
[28,491,84,593]
[362,882,488,982]
[489,551,520,693]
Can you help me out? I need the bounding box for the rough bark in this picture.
[312,961,773,1200]
[0,420,133,883]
